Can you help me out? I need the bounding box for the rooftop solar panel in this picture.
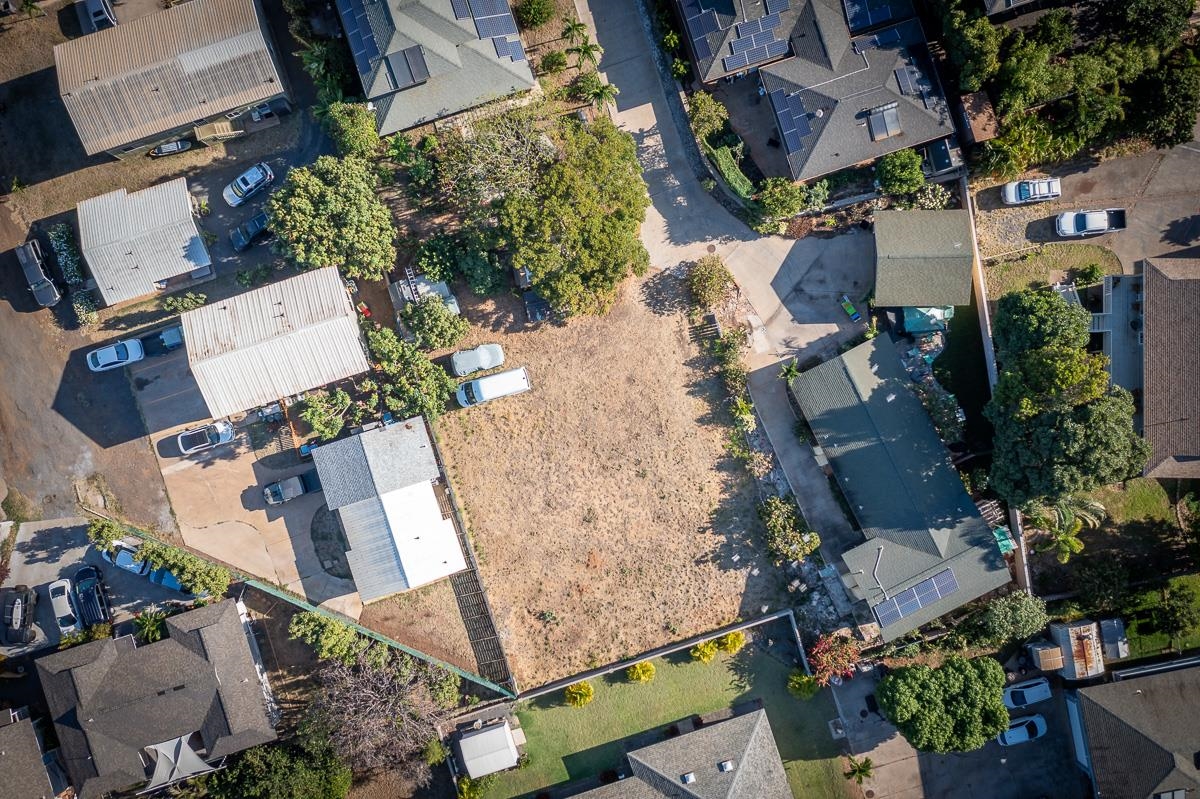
[475,13,517,38]
[895,67,916,94]
[752,29,774,47]
[782,129,803,152]
[493,36,509,57]
[762,12,781,29]
[872,569,959,628]
[508,39,526,61]
[876,27,902,46]
[788,93,807,117]
[472,0,509,15]
[682,0,701,15]
[792,110,812,138]
[736,18,762,37]
[730,36,754,54]
[451,0,471,19]
[723,51,750,71]
[687,9,720,37]
[694,37,713,60]
[764,39,789,58]
[932,569,960,596]
[765,0,789,12]
[747,44,769,63]
[873,600,902,627]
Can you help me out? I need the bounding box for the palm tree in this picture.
[568,35,604,71]
[779,358,801,382]
[1031,509,1085,564]
[561,16,587,44]
[586,80,620,110]
[1054,495,1106,529]
[844,755,874,785]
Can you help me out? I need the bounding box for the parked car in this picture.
[0,585,38,645]
[148,140,192,158]
[15,239,61,308]
[997,714,1048,746]
[263,469,322,505]
[840,294,862,322]
[72,566,110,627]
[80,0,117,31]
[456,366,531,408]
[229,211,272,252]
[451,344,505,377]
[86,339,145,372]
[1002,178,1062,205]
[101,541,149,576]
[140,324,184,357]
[177,420,235,456]
[48,580,81,638]
[1056,208,1127,237]
[222,162,274,207]
[148,567,194,597]
[1003,677,1052,710]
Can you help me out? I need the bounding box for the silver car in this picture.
[177,420,235,455]
[450,344,505,377]
[48,579,81,638]
[222,162,274,207]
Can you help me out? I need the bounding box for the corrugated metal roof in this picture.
[78,178,211,306]
[181,267,369,418]
[54,0,283,154]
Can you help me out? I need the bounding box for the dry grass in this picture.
[435,277,786,690]
[358,577,477,675]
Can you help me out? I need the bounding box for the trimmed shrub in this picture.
[710,146,754,199]
[163,292,207,313]
[564,681,595,707]
[758,495,821,564]
[48,223,85,286]
[788,670,820,700]
[626,661,656,683]
[71,290,99,329]
[687,254,735,308]
[690,639,720,664]
[540,50,568,74]
[323,101,380,159]
[687,92,729,143]
[876,149,926,196]
[716,630,747,654]
[515,0,553,28]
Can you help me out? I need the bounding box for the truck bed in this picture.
[140,324,184,357]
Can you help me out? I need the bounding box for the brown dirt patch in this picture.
[435,277,786,689]
[240,585,321,733]
[358,577,477,675]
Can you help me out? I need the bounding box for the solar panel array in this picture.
[449,1,525,62]
[722,5,789,72]
[843,0,897,34]
[335,0,382,78]
[451,0,471,19]
[853,26,902,53]
[492,35,526,62]
[769,89,812,154]
[872,569,959,628]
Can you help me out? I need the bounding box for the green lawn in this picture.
[484,647,848,799]
[1084,478,1175,525]
[1123,573,1200,658]
[984,243,1121,299]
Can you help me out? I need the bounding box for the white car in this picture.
[997,714,1048,746]
[86,339,145,372]
[222,162,274,207]
[450,344,505,377]
[48,579,82,638]
[1003,677,1052,710]
[1002,177,1062,205]
[177,420,235,455]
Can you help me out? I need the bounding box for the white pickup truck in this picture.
[1055,209,1127,237]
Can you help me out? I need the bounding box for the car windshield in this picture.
[266,484,283,502]
[115,549,137,567]
[113,343,128,360]
[1023,721,1037,735]
[57,613,77,627]
[1018,184,1031,200]
[1010,690,1025,705]
[463,383,478,404]
[77,577,96,591]
[206,427,222,445]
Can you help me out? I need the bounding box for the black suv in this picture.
[0,585,38,645]
[73,566,111,627]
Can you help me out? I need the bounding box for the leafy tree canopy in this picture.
[323,102,380,160]
[688,91,730,143]
[364,324,457,421]
[1129,51,1200,149]
[401,296,469,350]
[992,289,1090,360]
[990,346,1111,418]
[137,540,231,597]
[208,721,351,799]
[877,656,1008,752]
[979,592,1049,644]
[498,117,650,316]
[942,5,1004,93]
[875,149,926,196]
[268,156,396,281]
[300,388,352,441]
[1104,0,1193,52]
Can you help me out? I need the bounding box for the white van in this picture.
[456,366,531,408]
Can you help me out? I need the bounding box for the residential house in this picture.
[180,267,370,419]
[567,708,791,798]
[53,0,289,158]
[36,600,277,799]
[1066,659,1200,798]
[77,178,211,307]
[332,0,536,136]
[311,416,468,602]
[872,209,975,308]
[790,336,1011,641]
[0,715,54,799]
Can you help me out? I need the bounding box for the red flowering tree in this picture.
[808,634,861,686]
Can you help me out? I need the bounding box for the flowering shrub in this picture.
[71,290,98,329]
[808,633,861,686]
[49,223,85,286]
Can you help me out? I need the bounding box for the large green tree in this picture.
[942,4,1004,93]
[990,347,1111,418]
[992,289,1090,361]
[208,721,350,799]
[979,592,1049,644]
[267,156,396,281]
[364,325,457,420]
[498,117,650,316]
[877,656,1008,752]
[1104,0,1193,52]
[322,102,380,159]
[1129,52,1200,149]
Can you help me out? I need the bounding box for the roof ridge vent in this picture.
[681,772,697,784]
[718,759,736,772]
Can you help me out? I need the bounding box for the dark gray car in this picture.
[15,240,61,308]
[73,565,110,628]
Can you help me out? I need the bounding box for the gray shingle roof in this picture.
[758,17,953,182]
[36,600,276,799]
[181,267,370,419]
[872,209,974,307]
[0,718,52,799]
[573,710,791,799]
[312,417,439,510]
[790,337,1010,640]
[78,178,210,306]
[338,0,535,135]
[54,0,284,155]
[1077,664,1200,798]
[1142,258,1200,478]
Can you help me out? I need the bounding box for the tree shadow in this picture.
[639,263,690,317]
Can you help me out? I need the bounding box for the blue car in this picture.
[101,541,149,576]
[148,567,196,597]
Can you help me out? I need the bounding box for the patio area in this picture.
[711,78,793,182]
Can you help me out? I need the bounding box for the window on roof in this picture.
[1155,792,1187,799]
[867,102,901,141]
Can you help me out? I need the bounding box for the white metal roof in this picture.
[78,178,211,306]
[457,721,519,779]
[181,267,369,418]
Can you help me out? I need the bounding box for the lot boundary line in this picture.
[515,609,810,701]
[80,508,517,698]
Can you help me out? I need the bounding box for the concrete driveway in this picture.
[4,517,190,656]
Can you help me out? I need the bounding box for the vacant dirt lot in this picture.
[358,574,477,675]
[436,277,786,689]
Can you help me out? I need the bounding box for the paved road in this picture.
[588,0,867,571]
